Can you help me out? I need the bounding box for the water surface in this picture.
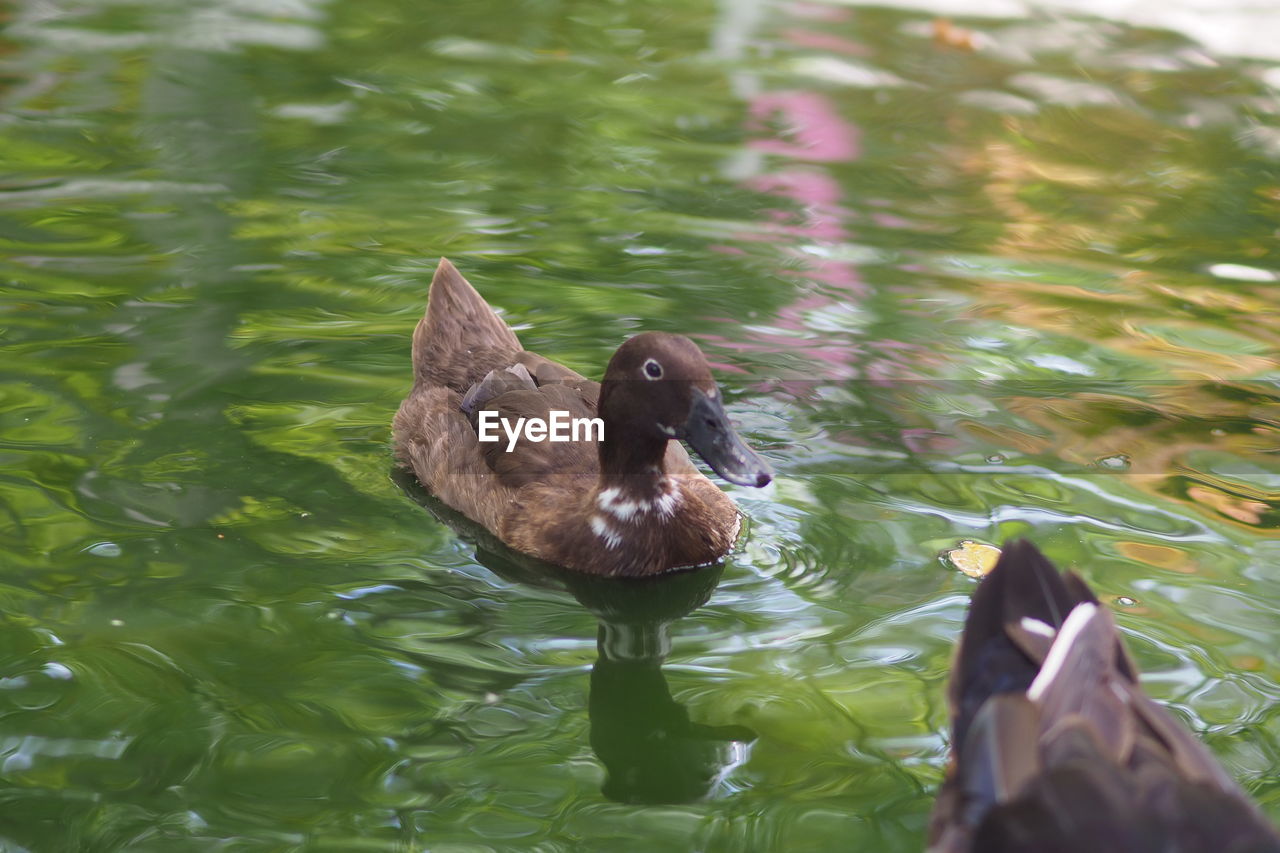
[1,0,1278,849]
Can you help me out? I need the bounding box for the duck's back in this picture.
[395,260,613,526]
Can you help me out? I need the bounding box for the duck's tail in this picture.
[411,259,521,387]
[930,541,1277,853]
[948,540,1111,749]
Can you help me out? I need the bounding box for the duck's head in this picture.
[599,332,772,488]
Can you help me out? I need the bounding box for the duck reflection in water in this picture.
[582,574,757,804]
[395,470,757,804]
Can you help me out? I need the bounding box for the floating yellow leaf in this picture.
[946,540,1002,578]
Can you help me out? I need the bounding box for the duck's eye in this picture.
[643,359,663,379]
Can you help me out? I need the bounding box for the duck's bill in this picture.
[682,388,773,488]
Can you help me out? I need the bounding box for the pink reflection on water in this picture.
[748,91,860,162]
[713,41,868,379]
[748,170,851,246]
[703,9,939,402]
[781,28,870,57]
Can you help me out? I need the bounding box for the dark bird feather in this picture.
[930,540,1280,853]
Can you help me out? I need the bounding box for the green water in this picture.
[2,0,1279,849]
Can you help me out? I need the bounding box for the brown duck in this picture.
[393,259,772,576]
[931,540,1280,853]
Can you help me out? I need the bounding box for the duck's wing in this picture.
[471,380,603,488]
[461,363,537,418]
[930,541,1280,853]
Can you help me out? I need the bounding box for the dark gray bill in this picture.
[681,388,773,488]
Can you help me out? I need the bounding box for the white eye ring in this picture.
[642,358,663,380]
